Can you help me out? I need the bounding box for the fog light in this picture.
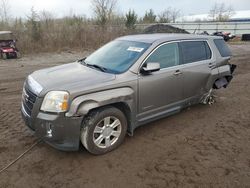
[46,123,53,138]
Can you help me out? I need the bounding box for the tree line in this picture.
[0,0,235,53]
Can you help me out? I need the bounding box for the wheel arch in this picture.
[66,88,136,135]
[212,64,235,89]
[213,75,233,89]
[206,64,234,90]
[110,102,133,135]
[81,102,133,136]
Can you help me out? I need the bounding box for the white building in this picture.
[180,10,250,22]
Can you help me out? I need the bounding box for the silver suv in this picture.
[21,34,236,154]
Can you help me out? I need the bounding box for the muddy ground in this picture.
[0,44,250,188]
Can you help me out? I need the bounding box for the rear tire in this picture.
[81,106,127,155]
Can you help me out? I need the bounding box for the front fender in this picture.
[65,87,134,117]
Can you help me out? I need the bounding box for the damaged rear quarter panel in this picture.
[218,64,231,77]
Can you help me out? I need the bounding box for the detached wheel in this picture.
[2,53,7,60]
[81,106,127,155]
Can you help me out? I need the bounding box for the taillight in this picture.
[2,48,14,53]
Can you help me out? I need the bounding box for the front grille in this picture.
[22,86,37,116]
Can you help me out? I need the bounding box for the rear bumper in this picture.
[21,105,82,151]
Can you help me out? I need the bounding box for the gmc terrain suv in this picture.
[21,34,236,155]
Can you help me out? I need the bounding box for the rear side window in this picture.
[214,39,232,57]
[179,41,211,64]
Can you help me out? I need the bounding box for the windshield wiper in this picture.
[86,64,107,72]
[79,59,107,72]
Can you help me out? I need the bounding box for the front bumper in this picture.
[21,105,82,151]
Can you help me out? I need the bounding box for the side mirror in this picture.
[141,62,160,74]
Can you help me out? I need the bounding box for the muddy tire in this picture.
[81,106,127,155]
[2,53,7,60]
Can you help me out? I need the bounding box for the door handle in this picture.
[208,63,215,68]
[174,70,182,76]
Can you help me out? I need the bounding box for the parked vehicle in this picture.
[242,34,250,41]
[199,31,209,35]
[0,31,20,59]
[212,31,235,41]
[21,34,236,155]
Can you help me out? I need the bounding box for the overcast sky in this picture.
[7,0,250,18]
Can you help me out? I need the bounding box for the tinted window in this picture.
[214,39,232,57]
[145,43,179,69]
[180,41,211,64]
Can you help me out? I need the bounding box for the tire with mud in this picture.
[81,106,127,155]
[2,53,7,60]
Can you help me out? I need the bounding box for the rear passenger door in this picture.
[178,41,214,99]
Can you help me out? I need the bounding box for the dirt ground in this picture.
[0,43,250,188]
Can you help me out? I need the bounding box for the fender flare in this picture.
[65,87,135,117]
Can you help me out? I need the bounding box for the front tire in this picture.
[81,106,127,155]
[2,53,7,60]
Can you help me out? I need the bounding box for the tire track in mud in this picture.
[0,102,35,145]
[0,102,36,170]
[134,98,250,188]
[0,77,25,84]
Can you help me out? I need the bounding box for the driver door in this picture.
[137,42,184,122]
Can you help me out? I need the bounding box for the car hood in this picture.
[30,62,116,95]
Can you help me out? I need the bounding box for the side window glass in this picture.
[145,43,179,69]
[214,39,232,57]
[180,41,211,64]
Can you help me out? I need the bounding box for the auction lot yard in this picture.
[0,43,250,188]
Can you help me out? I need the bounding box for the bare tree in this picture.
[158,8,172,23]
[209,3,218,21]
[26,7,41,41]
[171,8,180,23]
[209,3,235,21]
[158,7,180,23]
[40,10,54,21]
[92,0,117,27]
[40,10,54,28]
[0,0,11,24]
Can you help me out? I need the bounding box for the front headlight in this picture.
[41,91,69,113]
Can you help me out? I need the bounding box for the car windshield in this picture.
[84,40,150,74]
